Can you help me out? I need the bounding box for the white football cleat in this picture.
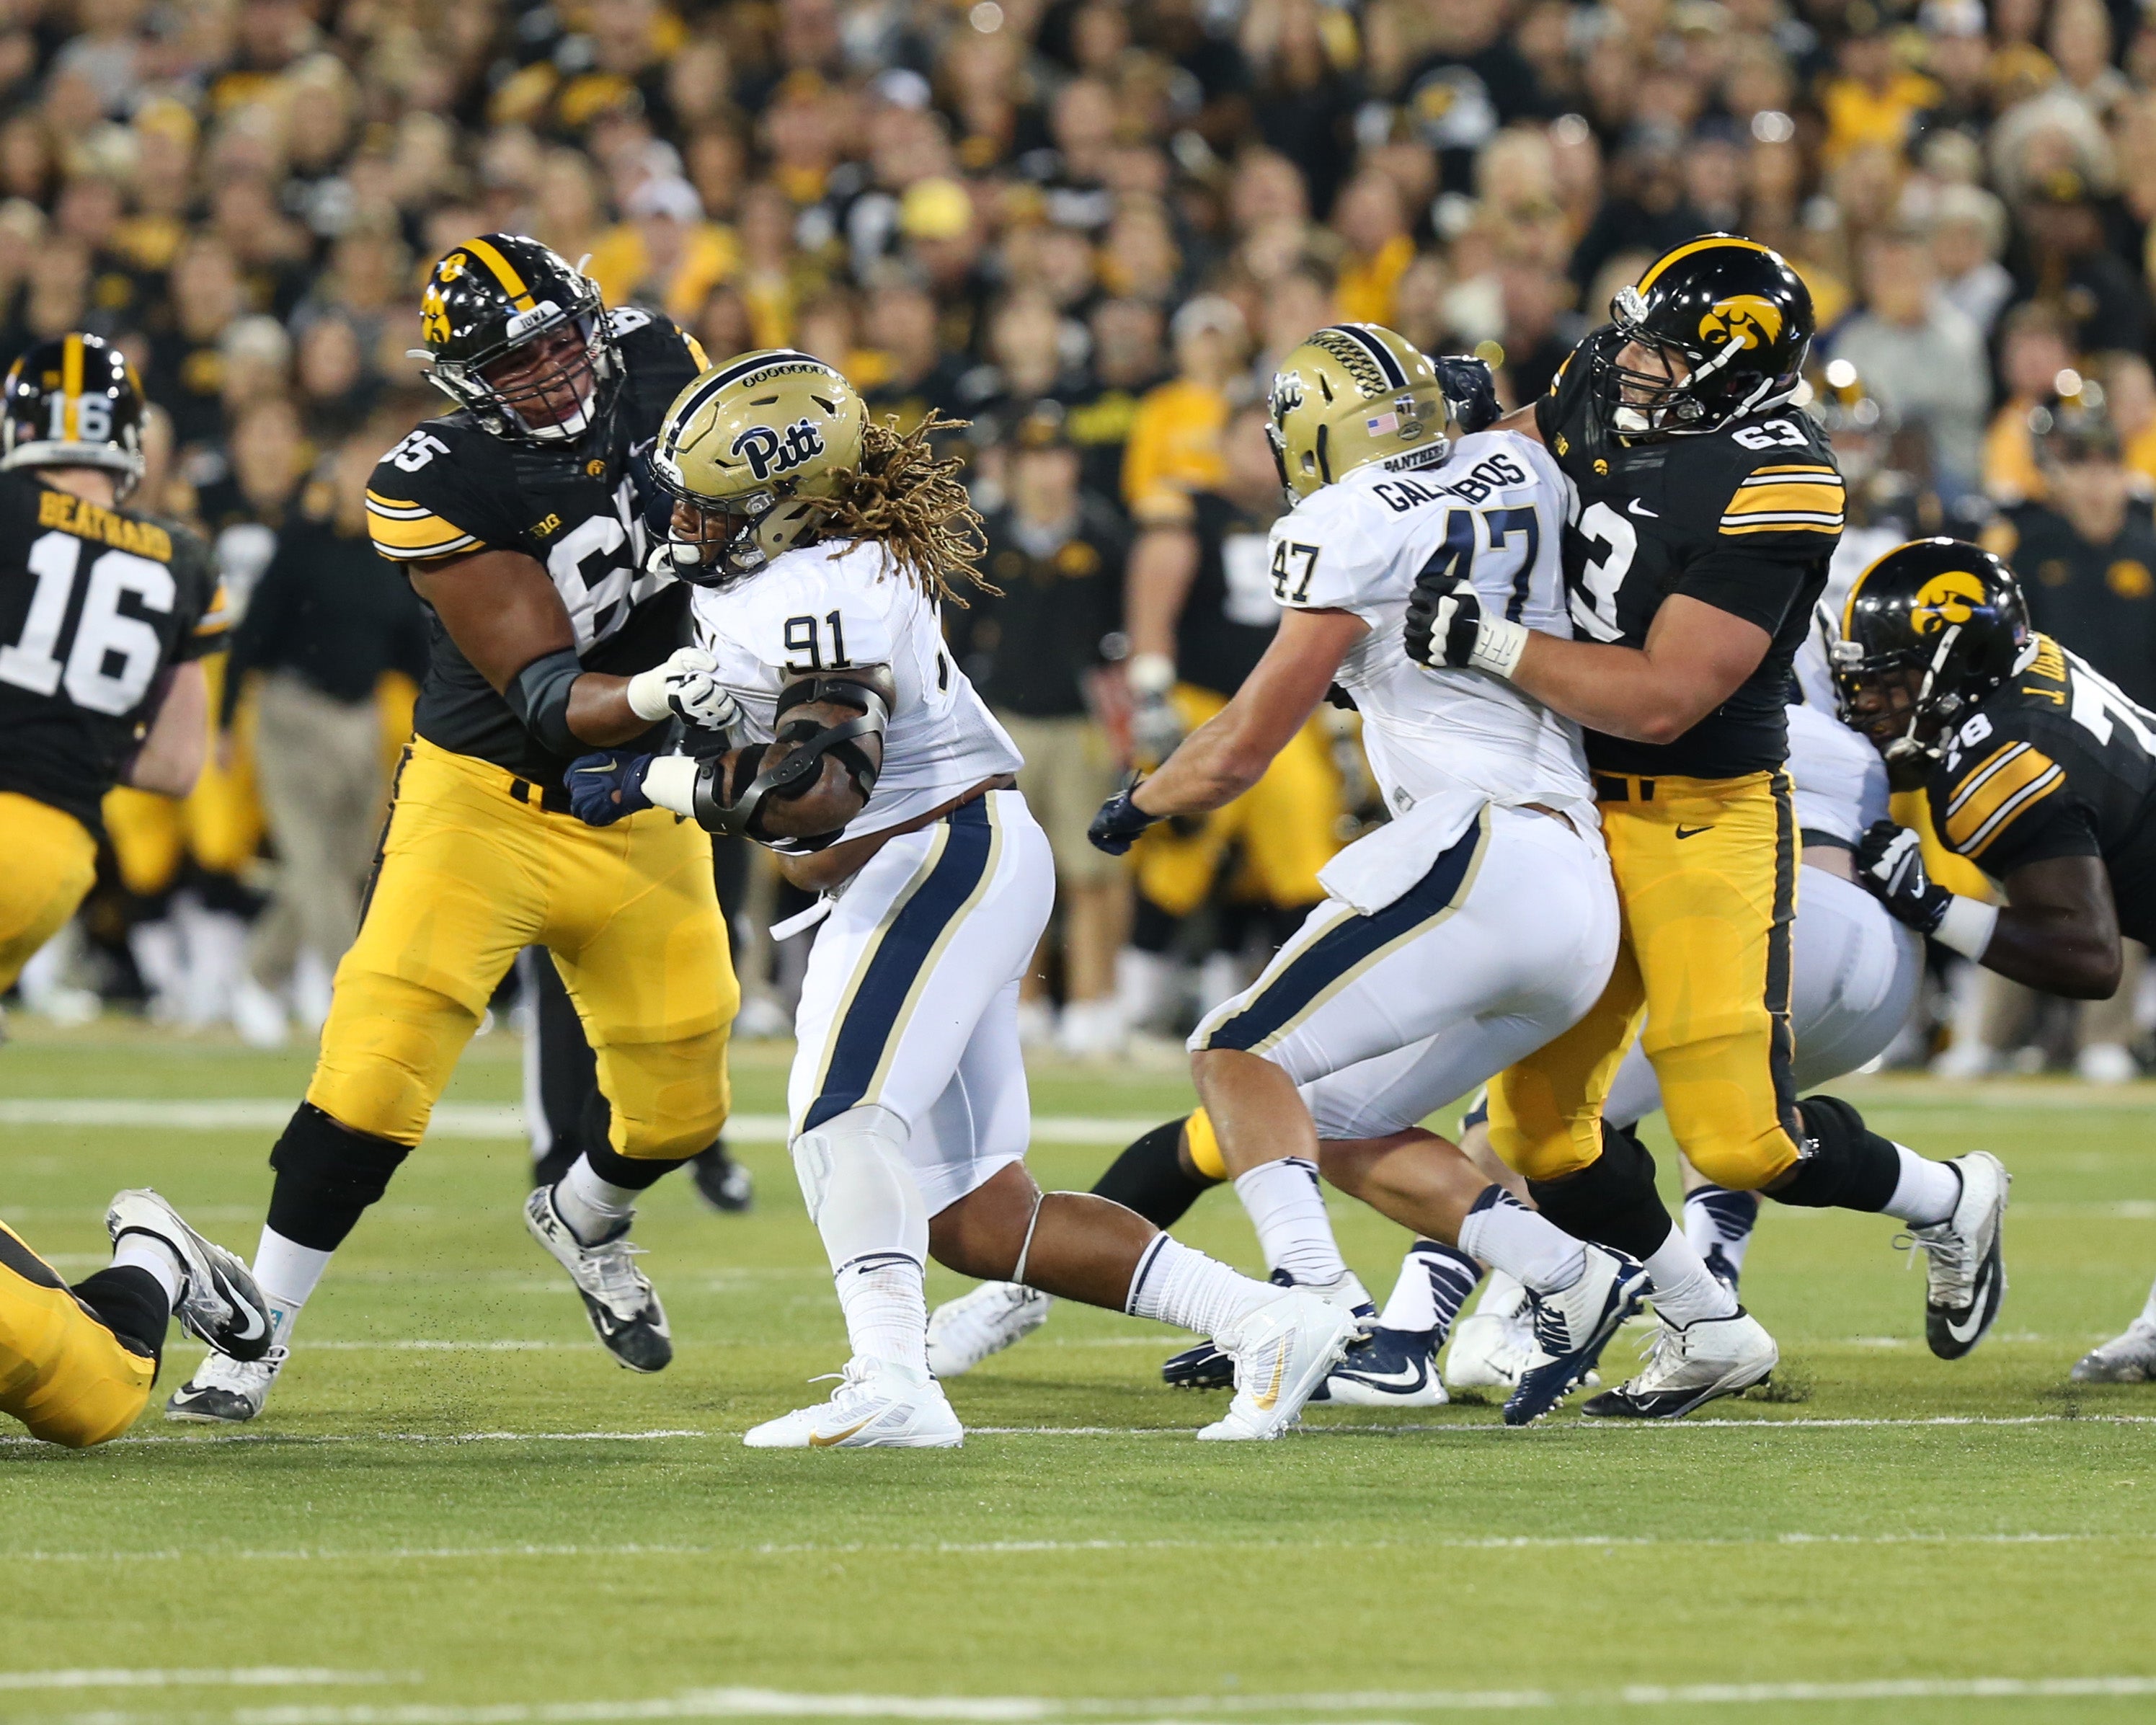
[1904,1150,2010,1360]
[165,1347,288,1423]
[2072,1316,2156,1383]
[1582,1308,1779,1420]
[523,1186,673,1373]
[743,1357,964,1449]
[1445,1270,1534,1391]
[1198,1290,1361,1441]
[105,1188,275,1361]
[1503,1247,1651,1426]
[926,1282,1052,1378]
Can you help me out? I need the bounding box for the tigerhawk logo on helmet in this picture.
[1698,294,1784,350]
[1911,569,1989,634]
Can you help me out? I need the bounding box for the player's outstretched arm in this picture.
[123,660,209,797]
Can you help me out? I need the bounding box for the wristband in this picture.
[626,665,673,724]
[643,754,698,817]
[1469,616,1530,679]
[1934,894,1998,960]
[1128,652,1176,696]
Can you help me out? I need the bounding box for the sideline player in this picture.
[1829,540,2156,1382]
[568,352,1359,1445]
[0,334,223,1013]
[168,236,739,1422]
[1406,236,2007,1415]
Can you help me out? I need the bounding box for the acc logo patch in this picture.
[1698,294,1784,350]
[1911,569,1987,634]
[733,417,826,482]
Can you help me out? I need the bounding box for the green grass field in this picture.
[4,1020,2155,1724]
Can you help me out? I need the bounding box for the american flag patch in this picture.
[1365,411,1398,435]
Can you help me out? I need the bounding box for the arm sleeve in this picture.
[1928,735,2098,877]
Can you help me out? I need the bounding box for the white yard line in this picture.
[0,1669,407,1691]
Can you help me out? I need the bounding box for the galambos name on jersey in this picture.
[1368,448,1528,515]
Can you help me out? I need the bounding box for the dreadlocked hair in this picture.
[820,410,995,605]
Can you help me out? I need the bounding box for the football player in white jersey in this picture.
[569,350,1361,1445]
[1083,325,1758,1424]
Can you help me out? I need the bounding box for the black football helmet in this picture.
[1830,538,2031,762]
[410,234,620,443]
[0,332,147,497]
[1594,234,1814,437]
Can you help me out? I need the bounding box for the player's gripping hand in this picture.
[1088,780,1160,856]
[1404,571,1528,678]
[567,751,655,827]
[1432,355,1499,435]
[626,647,742,735]
[1855,819,1951,933]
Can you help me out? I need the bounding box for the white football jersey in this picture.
[1270,430,1592,816]
[688,536,1021,841]
[1785,698,1889,847]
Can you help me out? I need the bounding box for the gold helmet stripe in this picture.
[1637,235,1775,293]
[1321,323,1409,389]
[60,332,82,442]
[461,236,536,312]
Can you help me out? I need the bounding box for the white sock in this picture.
[554,1154,638,1246]
[1233,1156,1346,1286]
[835,1254,928,1371]
[1473,1267,1528,1317]
[1643,1231,1741,1326]
[1378,1241,1483,1338]
[110,1233,186,1307]
[1682,1184,1761,1282]
[1880,1147,1962,1228]
[1125,1236,1277,1336]
[252,1228,332,1349]
[1456,1189,1586,1295]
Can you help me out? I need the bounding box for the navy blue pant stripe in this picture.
[1201,817,1486,1054]
[803,799,994,1132]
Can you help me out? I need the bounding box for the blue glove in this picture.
[1433,354,1500,435]
[566,751,655,827]
[1855,819,1951,933]
[1088,782,1159,856]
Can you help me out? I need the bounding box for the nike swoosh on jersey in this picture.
[1675,824,1712,838]
[1627,500,1659,517]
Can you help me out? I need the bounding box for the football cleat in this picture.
[1582,1308,1778,1419]
[165,1347,288,1423]
[1445,1270,1534,1391]
[2072,1316,2156,1383]
[926,1281,1052,1378]
[1163,1269,1372,1393]
[105,1188,273,1362]
[1312,1325,1447,1406]
[742,1357,963,1448]
[689,1143,753,1213]
[1199,1290,1362,1441]
[523,1186,673,1373]
[1503,1247,1650,1427]
[1901,1151,2010,1360]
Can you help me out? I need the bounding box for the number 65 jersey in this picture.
[1269,428,1591,817]
[0,471,224,831]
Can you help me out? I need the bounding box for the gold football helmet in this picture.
[651,349,869,587]
[1266,324,1451,502]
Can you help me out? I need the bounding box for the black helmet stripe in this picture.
[1324,324,1408,389]
[661,350,826,461]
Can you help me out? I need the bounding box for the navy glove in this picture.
[1855,819,1951,933]
[1433,354,1500,435]
[1088,781,1160,856]
[566,751,655,827]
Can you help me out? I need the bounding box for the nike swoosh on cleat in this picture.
[1946,1290,1991,1344]
[809,1417,875,1447]
[1336,1360,1428,1392]
[229,1305,267,1342]
[1253,1343,1287,1411]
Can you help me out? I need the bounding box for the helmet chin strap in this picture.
[1886,621,1964,763]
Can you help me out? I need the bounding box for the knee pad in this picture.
[1770,1094,1899,1212]
[595,1028,732,1163]
[1527,1121,1673,1261]
[266,1103,412,1251]
[790,1104,927,1272]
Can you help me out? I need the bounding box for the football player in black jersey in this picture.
[168,236,743,1423]
[1409,236,2007,1412]
[1836,539,2156,1380]
[0,334,223,1010]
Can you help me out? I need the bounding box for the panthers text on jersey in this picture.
[1924,632,2156,944]
[363,309,706,784]
[1267,428,1592,817]
[1537,344,1847,779]
[688,536,1023,843]
[0,471,226,830]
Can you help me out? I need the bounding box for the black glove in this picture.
[566,751,655,827]
[1433,354,1500,435]
[1088,781,1160,856]
[1855,819,1951,933]
[1404,569,1485,670]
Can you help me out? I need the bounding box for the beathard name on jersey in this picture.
[37,487,174,562]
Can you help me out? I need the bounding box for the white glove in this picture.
[627,647,742,734]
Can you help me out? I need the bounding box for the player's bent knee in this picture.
[790,1104,928,1270]
[1681,1129,1801,1194]
[599,1028,732,1161]
[266,1102,414,1251]
[307,971,481,1145]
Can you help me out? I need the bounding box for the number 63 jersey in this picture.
[0,472,225,830]
[1268,428,1592,816]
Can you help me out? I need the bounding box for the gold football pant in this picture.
[0,793,99,994]
[0,1220,156,1448]
[1491,769,1800,1192]
[1133,684,1341,915]
[307,737,736,1158]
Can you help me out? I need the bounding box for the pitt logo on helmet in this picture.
[1698,295,1784,350]
[733,417,827,482]
[1911,568,1989,634]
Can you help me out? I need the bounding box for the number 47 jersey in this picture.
[0,471,225,831]
[1269,428,1592,818]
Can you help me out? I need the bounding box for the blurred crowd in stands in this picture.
[4,0,2156,1078]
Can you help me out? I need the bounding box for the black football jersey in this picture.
[1537,344,1846,778]
[1984,502,2156,710]
[1925,633,2156,946]
[363,309,706,784]
[0,471,226,830]
[1179,490,1284,699]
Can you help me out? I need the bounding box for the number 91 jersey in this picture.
[0,472,224,831]
[364,308,706,783]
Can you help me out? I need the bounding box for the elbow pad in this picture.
[507,647,585,758]
[690,679,890,853]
